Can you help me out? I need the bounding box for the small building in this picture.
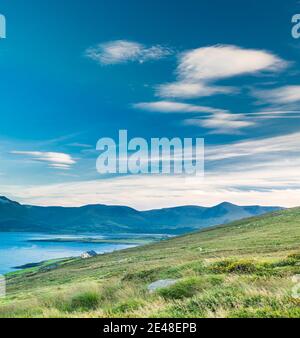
[81,250,97,259]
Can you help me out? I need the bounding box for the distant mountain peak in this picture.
[0,196,21,206]
[0,195,283,235]
[0,196,14,203]
[216,202,236,207]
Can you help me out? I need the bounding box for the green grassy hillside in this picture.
[1,208,300,318]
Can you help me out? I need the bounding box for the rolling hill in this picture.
[1,207,300,318]
[0,196,281,234]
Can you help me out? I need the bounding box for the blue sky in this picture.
[1,0,300,209]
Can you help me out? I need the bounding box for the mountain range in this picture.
[0,196,282,234]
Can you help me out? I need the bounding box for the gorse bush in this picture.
[226,260,259,273]
[209,259,266,274]
[287,252,300,260]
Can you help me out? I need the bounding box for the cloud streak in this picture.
[184,113,255,134]
[85,40,172,65]
[206,131,300,161]
[133,101,224,114]
[11,151,76,170]
[253,85,300,105]
[134,100,256,134]
[156,82,234,99]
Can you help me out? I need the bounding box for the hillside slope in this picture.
[1,207,300,318]
[0,196,281,234]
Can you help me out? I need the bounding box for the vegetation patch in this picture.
[1,207,300,318]
[287,252,300,260]
[110,299,144,315]
[122,265,183,283]
[68,291,101,312]
[208,259,270,275]
[157,276,222,300]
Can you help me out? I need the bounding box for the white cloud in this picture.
[177,45,286,82]
[253,85,300,104]
[184,113,255,134]
[11,151,76,170]
[85,40,172,65]
[48,164,73,170]
[68,143,92,148]
[158,45,287,99]
[134,100,300,134]
[133,101,223,114]
[134,101,256,134]
[156,81,234,99]
[206,131,300,161]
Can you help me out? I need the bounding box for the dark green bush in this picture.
[157,276,214,300]
[287,252,300,260]
[69,291,100,311]
[209,259,264,274]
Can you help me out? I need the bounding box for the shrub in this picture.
[69,291,100,311]
[231,307,300,318]
[227,260,258,273]
[287,252,300,260]
[209,259,264,274]
[157,276,211,300]
[270,258,298,268]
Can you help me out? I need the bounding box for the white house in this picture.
[81,250,98,259]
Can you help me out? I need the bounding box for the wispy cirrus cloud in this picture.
[156,81,235,99]
[158,45,288,99]
[134,100,255,134]
[206,130,300,161]
[67,142,93,149]
[11,151,76,170]
[133,101,224,114]
[183,113,255,134]
[253,85,300,105]
[134,101,300,134]
[85,40,172,65]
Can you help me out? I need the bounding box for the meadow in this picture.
[0,207,300,318]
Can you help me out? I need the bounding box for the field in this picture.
[0,207,300,318]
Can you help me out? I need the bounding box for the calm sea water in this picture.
[0,232,137,274]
